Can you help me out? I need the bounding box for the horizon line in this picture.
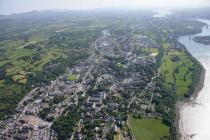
[1,6,210,16]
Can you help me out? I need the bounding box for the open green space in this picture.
[160,50,194,98]
[149,48,159,57]
[138,47,159,60]
[67,74,78,81]
[162,43,170,49]
[129,115,169,140]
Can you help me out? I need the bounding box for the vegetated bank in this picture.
[155,39,204,140]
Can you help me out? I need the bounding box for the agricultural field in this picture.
[129,115,169,140]
[0,17,105,119]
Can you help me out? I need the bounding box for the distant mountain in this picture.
[0,10,75,20]
[0,9,153,21]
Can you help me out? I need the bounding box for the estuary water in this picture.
[178,19,210,140]
[153,10,171,18]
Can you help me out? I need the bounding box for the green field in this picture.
[160,50,194,98]
[149,48,159,57]
[129,115,169,140]
[162,43,170,49]
[138,47,159,60]
[67,74,78,81]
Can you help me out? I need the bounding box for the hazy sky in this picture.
[0,0,210,14]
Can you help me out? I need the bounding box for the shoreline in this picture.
[175,59,206,140]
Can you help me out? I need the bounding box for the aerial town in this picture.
[0,9,207,140]
[0,28,168,140]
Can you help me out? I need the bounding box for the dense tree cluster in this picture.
[52,105,80,140]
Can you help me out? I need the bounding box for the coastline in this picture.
[175,18,210,140]
[175,59,206,140]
